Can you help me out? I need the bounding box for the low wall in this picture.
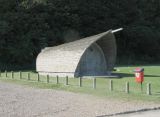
[38,72,75,77]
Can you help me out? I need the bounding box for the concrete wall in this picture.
[39,72,75,78]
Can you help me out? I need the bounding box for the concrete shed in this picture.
[36,30,117,77]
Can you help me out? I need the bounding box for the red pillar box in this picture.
[134,68,144,83]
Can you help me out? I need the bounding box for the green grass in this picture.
[0,65,160,102]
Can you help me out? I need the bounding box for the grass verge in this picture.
[0,65,160,102]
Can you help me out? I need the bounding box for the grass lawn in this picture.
[0,65,160,102]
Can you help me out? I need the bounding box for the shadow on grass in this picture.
[153,92,160,96]
[116,64,160,67]
[113,73,160,78]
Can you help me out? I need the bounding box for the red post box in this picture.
[134,68,144,83]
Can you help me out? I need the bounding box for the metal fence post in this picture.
[109,80,113,91]
[147,83,151,95]
[126,82,129,93]
[93,78,96,89]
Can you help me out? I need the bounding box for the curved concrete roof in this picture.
[36,30,116,75]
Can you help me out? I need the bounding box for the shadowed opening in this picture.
[75,43,107,77]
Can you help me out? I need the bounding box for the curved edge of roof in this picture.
[75,30,116,76]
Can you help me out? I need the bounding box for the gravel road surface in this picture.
[0,82,159,117]
[114,110,160,117]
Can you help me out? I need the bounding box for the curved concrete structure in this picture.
[36,30,116,77]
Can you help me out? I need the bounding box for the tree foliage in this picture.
[0,0,160,69]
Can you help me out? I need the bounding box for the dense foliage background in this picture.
[0,0,160,70]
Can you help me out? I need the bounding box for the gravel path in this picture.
[114,110,160,117]
[0,82,159,117]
